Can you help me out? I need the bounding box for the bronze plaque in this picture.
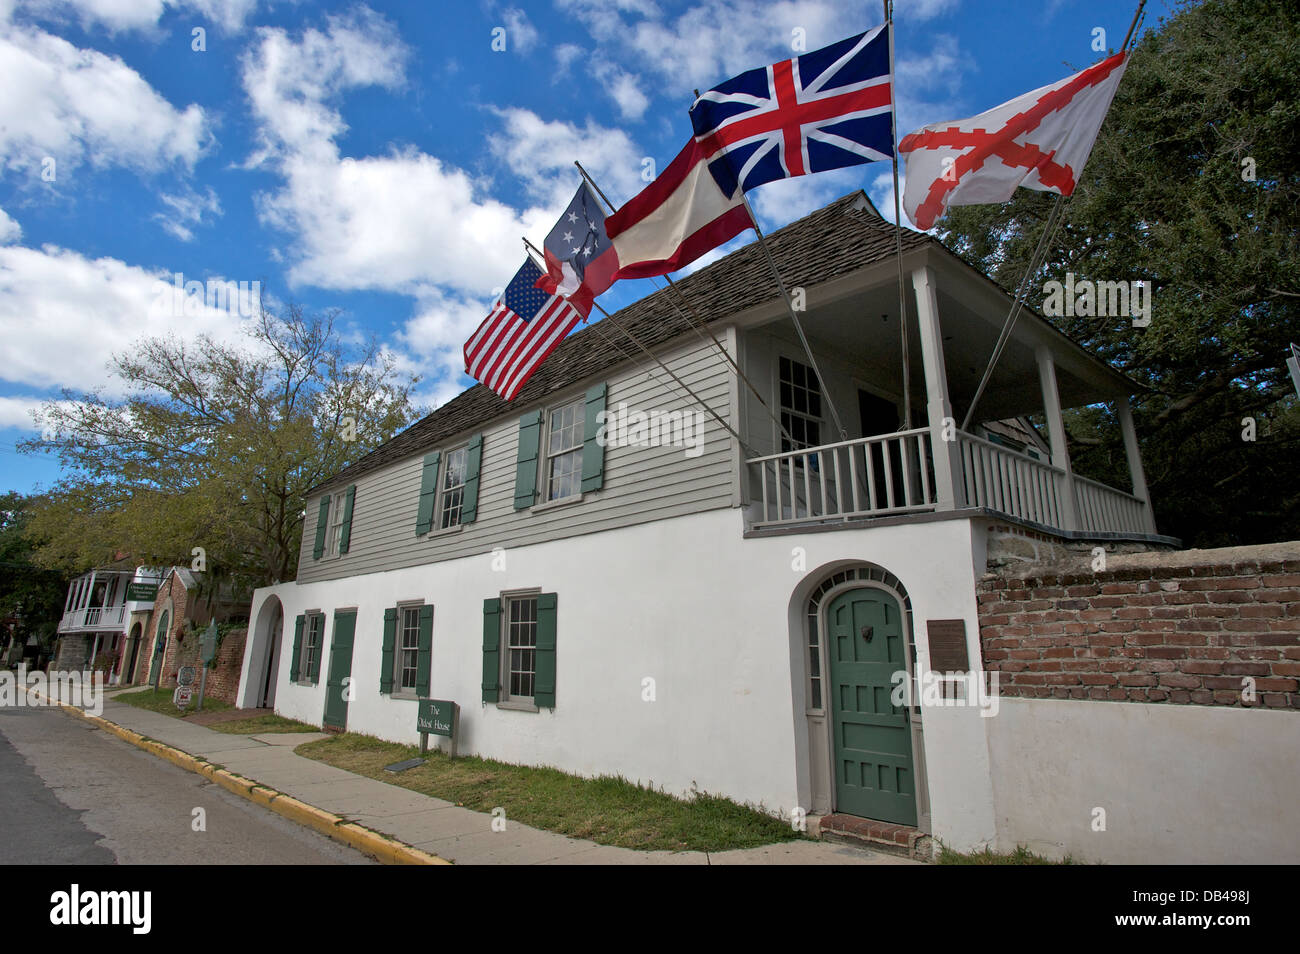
[927,619,969,672]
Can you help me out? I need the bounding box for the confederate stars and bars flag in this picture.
[463,258,586,402]
[899,51,1129,230]
[689,25,894,199]
[534,183,618,315]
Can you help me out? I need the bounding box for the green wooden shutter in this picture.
[289,614,304,681]
[339,485,356,554]
[534,593,558,708]
[581,382,607,493]
[482,598,502,703]
[460,433,484,524]
[309,616,324,682]
[312,496,330,559]
[415,451,440,535]
[380,608,397,694]
[513,411,543,510]
[416,605,434,698]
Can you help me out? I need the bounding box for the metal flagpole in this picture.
[960,194,1065,430]
[682,90,850,441]
[737,189,850,441]
[960,0,1145,431]
[521,237,748,449]
[573,160,799,449]
[884,0,912,430]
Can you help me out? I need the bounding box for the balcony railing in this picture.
[748,428,937,528]
[59,604,127,633]
[747,426,1154,536]
[1073,473,1150,536]
[956,431,1068,528]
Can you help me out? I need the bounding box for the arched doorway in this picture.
[149,609,170,688]
[793,562,931,831]
[123,622,143,685]
[256,597,284,709]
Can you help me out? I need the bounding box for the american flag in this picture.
[464,259,584,402]
[689,26,894,198]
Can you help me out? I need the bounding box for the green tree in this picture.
[936,0,1300,547]
[0,492,69,655]
[21,304,422,586]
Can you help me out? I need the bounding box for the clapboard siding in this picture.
[296,335,737,583]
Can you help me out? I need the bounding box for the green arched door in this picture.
[826,587,916,825]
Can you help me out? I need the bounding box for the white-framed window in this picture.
[544,398,584,502]
[438,446,468,529]
[398,604,421,692]
[301,612,324,684]
[327,497,346,556]
[778,354,823,453]
[502,593,539,702]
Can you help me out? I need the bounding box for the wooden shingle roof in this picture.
[311,191,931,494]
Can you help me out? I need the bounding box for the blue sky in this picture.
[0,0,1154,494]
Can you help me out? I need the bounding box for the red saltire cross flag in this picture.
[898,52,1128,231]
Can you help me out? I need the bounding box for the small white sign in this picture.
[174,686,193,709]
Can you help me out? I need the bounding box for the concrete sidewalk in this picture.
[89,697,914,865]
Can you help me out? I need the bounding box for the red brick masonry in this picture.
[978,557,1300,709]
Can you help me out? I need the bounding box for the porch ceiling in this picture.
[775,266,1132,424]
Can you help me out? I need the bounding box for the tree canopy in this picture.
[936,0,1299,547]
[21,305,422,587]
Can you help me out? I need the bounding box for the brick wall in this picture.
[131,573,191,686]
[978,546,1300,710]
[127,572,249,701]
[161,626,248,704]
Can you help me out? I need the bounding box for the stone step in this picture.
[813,813,933,861]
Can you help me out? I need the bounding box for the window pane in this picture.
[506,596,538,699]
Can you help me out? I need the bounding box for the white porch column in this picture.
[1035,345,1080,530]
[911,266,964,509]
[1116,395,1157,533]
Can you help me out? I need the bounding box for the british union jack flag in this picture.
[689,26,894,199]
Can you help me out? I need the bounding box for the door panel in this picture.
[322,611,356,730]
[827,588,917,825]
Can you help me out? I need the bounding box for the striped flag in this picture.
[464,259,585,401]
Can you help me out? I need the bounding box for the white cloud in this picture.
[901,0,960,20]
[597,61,650,121]
[154,185,222,241]
[554,42,583,75]
[16,0,267,33]
[556,0,871,95]
[0,207,20,244]
[0,394,79,435]
[0,242,256,399]
[237,7,657,405]
[0,20,211,177]
[500,6,539,54]
[242,7,406,163]
[396,289,498,405]
[487,108,646,209]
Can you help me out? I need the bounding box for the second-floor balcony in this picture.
[730,213,1164,543]
[57,567,162,635]
[59,603,128,633]
[746,426,1153,537]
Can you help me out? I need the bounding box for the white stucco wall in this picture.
[987,697,1300,864]
[238,507,994,838]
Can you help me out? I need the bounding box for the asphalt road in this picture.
[0,705,373,864]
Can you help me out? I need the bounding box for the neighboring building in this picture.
[238,193,1191,857]
[130,567,250,694]
[54,564,164,683]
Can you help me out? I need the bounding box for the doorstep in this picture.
[813,813,933,861]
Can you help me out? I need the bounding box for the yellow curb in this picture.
[336,823,450,866]
[248,785,278,808]
[32,691,448,865]
[267,794,343,839]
